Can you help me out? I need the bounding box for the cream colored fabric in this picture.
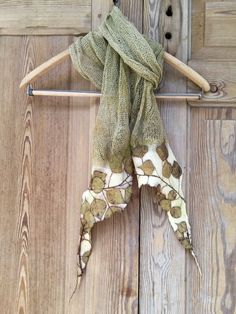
[68,6,200,288]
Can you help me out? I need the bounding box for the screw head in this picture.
[210,83,218,93]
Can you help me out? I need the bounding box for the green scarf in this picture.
[68,6,200,287]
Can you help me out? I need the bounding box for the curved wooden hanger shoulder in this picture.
[20,49,69,89]
[19,48,210,92]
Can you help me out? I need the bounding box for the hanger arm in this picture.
[19,49,210,92]
[19,49,69,89]
[164,53,210,92]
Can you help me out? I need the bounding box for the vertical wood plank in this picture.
[120,0,143,33]
[140,0,189,313]
[186,108,236,314]
[0,36,25,314]
[188,0,236,312]
[0,35,73,313]
[26,36,71,314]
[67,1,140,313]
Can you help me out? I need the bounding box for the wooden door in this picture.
[0,1,235,313]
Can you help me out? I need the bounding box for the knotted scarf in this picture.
[68,6,201,288]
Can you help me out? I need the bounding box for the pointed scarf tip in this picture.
[191,249,202,277]
[69,273,82,303]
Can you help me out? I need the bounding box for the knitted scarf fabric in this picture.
[68,6,200,287]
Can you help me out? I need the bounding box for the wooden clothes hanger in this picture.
[20,48,210,100]
[19,6,210,99]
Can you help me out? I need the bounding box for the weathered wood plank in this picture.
[120,0,143,33]
[188,0,236,313]
[0,35,73,313]
[0,1,91,35]
[188,60,236,105]
[191,0,236,59]
[205,2,236,47]
[1,1,236,313]
[186,108,236,314]
[0,36,25,314]
[26,37,72,314]
[140,0,189,313]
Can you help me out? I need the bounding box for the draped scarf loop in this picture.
[69,6,201,287]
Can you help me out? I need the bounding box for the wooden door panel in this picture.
[0,0,235,313]
[0,0,91,35]
[192,1,236,59]
[186,108,236,313]
[188,60,236,105]
[188,0,236,312]
[205,2,236,47]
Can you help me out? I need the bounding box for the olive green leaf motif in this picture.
[160,199,171,211]
[124,156,134,174]
[132,145,148,158]
[167,190,177,200]
[156,142,168,161]
[172,161,182,179]
[170,206,182,218]
[106,188,124,204]
[139,160,155,175]
[162,160,172,178]
[91,199,107,218]
[91,177,105,193]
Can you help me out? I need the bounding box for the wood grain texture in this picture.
[186,108,236,314]
[205,2,236,47]
[120,0,143,33]
[140,0,189,313]
[24,37,71,314]
[188,1,236,313]
[0,1,236,313]
[0,34,73,313]
[0,36,26,314]
[191,0,236,59]
[0,0,91,35]
[188,60,236,105]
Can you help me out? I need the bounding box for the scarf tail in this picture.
[133,140,201,274]
[76,167,133,285]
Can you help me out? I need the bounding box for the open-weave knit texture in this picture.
[68,6,201,288]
